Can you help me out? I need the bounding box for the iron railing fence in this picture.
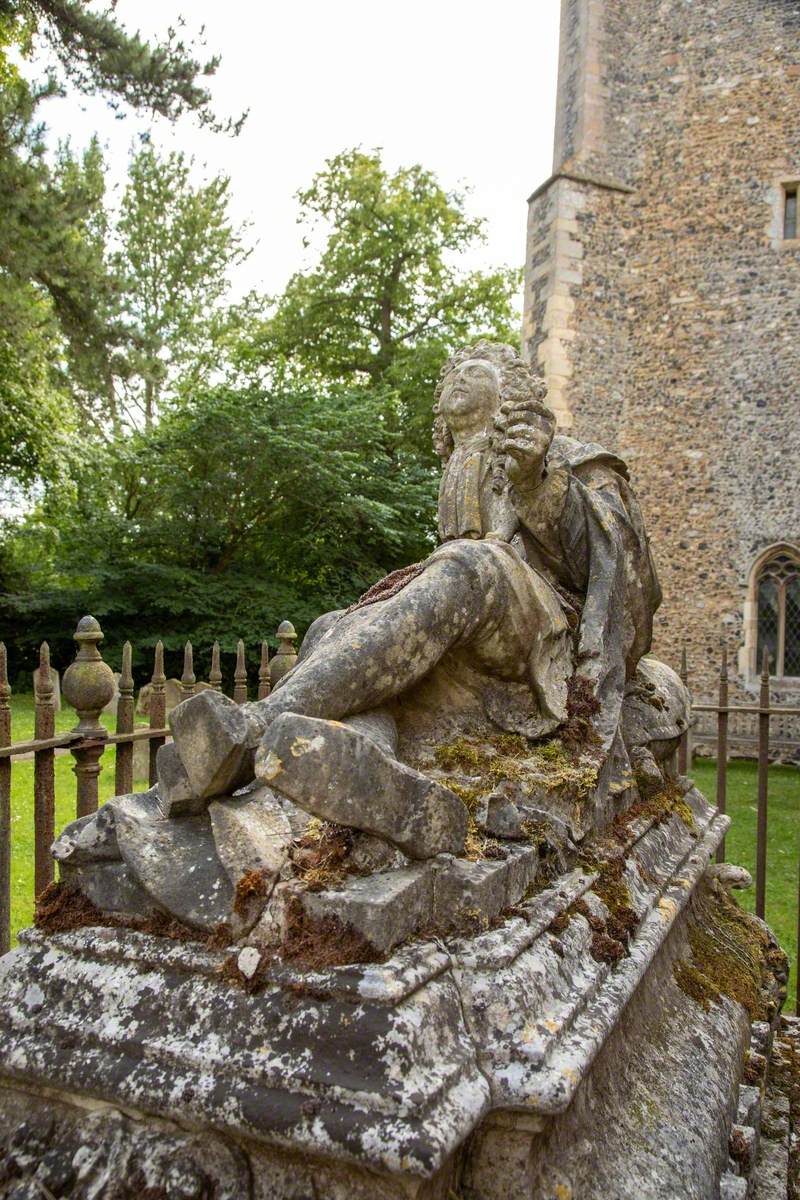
[678,646,800,1009]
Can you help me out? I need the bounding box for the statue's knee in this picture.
[433,537,510,589]
[297,609,344,663]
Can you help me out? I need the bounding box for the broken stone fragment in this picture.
[52,807,119,865]
[246,880,294,950]
[168,690,257,801]
[52,787,162,866]
[208,787,292,889]
[297,865,434,957]
[232,781,312,840]
[349,832,411,874]
[59,860,158,918]
[433,843,539,930]
[475,791,526,839]
[236,945,261,980]
[113,804,234,932]
[156,742,207,817]
[433,858,509,930]
[254,712,467,860]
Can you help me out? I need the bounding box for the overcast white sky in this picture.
[36,0,561,300]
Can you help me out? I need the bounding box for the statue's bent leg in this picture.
[169,548,495,801]
[255,552,492,725]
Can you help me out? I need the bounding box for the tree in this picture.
[0,75,112,482]
[0,0,241,130]
[110,142,252,426]
[262,148,521,456]
[0,0,242,480]
[0,378,437,671]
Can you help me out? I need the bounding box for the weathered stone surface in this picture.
[168,690,255,800]
[349,831,411,874]
[52,787,161,866]
[114,804,233,930]
[433,857,510,929]
[208,786,292,887]
[0,1093,251,1198]
[52,808,118,865]
[720,1177,748,1200]
[502,841,541,904]
[246,879,294,950]
[475,790,526,838]
[299,865,434,957]
[237,945,261,979]
[59,860,157,917]
[622,655,691,757]
[3,797,788,1199]
[737,1084,762,1131]
[256,712,468,859]
[1,795,789,1199]
[156,740,205,817]
[0,929,486,1183]
[524,0,800,712]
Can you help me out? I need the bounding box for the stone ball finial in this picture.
[62,615,117,733]
[270,620,298,687]
[76,615,102,636]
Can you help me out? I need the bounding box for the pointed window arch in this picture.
[756,548,800,678]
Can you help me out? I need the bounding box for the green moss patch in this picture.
[672,886,781,1022]
[615,781,697,842]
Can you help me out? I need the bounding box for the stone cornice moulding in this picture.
[528,168,635,205]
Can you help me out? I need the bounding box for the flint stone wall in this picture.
[525,0,800,700]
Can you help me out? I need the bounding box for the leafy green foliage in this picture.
[0,0,241,130]
[0,76,111,482]
[0,0,244,480]
[1,132,520,679]
[111,141,253,426]
[261,148,521,457]
[1,380,438,673]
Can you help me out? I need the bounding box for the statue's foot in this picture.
[168,691,263,802]
[254,712,467,860]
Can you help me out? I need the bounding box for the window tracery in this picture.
[756,549,800,678]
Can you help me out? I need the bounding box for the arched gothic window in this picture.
[756,550,800,678]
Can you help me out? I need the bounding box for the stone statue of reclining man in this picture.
[159,341,674,841]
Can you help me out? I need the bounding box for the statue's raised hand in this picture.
[493,393,555,494]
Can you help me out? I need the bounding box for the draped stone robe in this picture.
[437,432,662,751]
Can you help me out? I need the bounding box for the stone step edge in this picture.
[17,924,453,1007]
[497,811,729,1114]
[456,798,722,978]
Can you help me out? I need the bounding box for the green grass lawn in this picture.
[7,691,117,741]
[5,695,800,1006]
[692,757,800,1008]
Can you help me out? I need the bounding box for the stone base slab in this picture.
[0,786,787,1198]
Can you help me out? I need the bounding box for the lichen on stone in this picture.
[433,731,599,811]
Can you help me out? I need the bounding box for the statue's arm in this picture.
[512,470,630,748]
[568,480,631,745]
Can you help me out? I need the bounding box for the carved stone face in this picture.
[437,359,501,440]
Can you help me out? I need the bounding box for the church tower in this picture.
[524,0,800,701]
